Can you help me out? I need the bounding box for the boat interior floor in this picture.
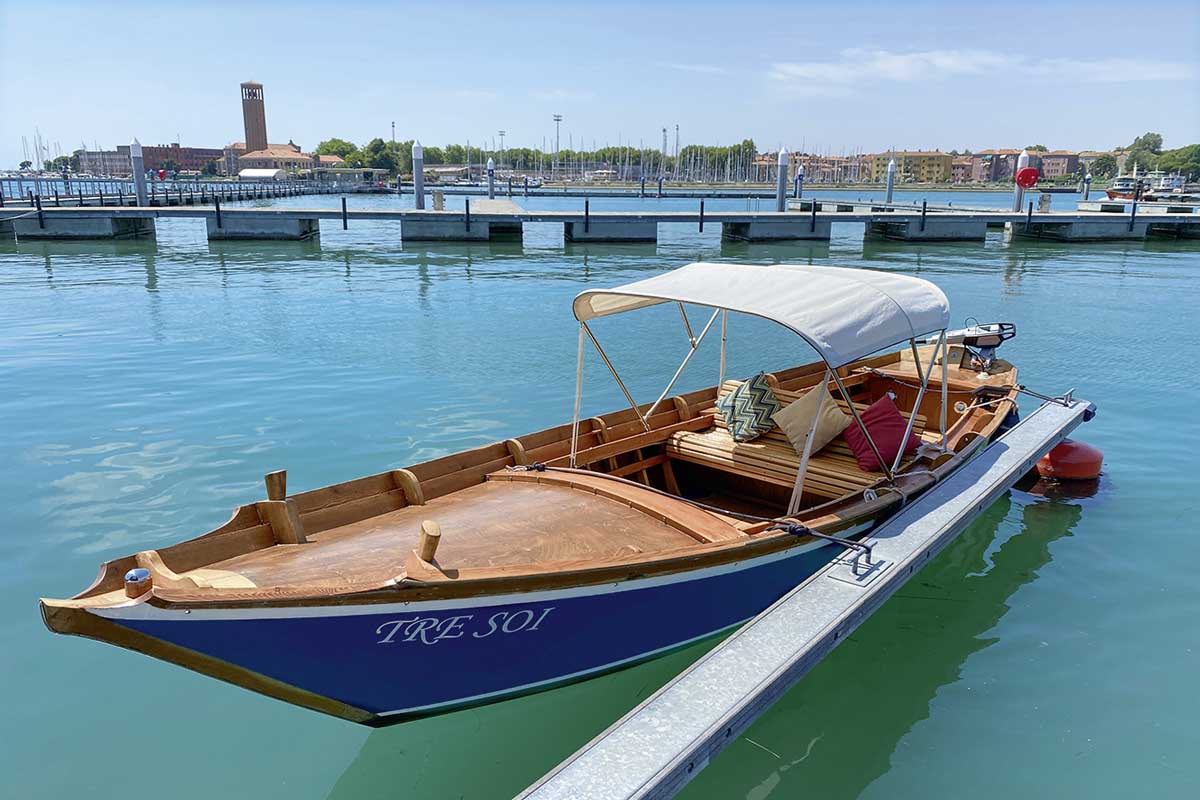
[196,477,739,590]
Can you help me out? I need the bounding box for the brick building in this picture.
[117,143,224,173]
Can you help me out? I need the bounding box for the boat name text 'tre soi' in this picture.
[375,607,555,645]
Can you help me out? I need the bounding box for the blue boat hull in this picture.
[99,539,842,722]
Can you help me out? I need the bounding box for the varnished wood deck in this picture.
[201,479,707,589]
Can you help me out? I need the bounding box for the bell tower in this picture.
[240,81,268,152]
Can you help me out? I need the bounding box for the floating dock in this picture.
[520,395,1094,800]
[0,198,1196,243]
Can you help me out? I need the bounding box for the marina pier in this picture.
[0,177,334,209]
[1,197,1197,243]
[522,395,1095,800]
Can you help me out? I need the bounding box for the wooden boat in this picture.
[41,263,1021,726]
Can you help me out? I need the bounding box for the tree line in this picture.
[313,136,759,180]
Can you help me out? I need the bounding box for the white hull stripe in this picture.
[95,523,871,622]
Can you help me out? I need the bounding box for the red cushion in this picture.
[841,395,922,472]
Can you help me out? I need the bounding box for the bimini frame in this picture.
[568,306,950,504]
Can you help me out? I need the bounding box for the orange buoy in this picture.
[1036,439,1103,480]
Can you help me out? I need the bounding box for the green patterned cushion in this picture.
[716,373,782,442]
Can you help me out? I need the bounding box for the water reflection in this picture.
[326,636,723,800]
[718,239,831,263]
[675,487,1087,799]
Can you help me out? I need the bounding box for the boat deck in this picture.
[202,479,709,590]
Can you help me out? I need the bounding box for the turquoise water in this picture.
[1,190,1196,798]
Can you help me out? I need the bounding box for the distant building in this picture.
[950,157,973,183]
[1077,150,1110,169]
[74,149,131,176]
[970,149,1022,182]
[870,152,952,183]
[222,81,324,176]
[238,140,315,173]
[1037,151,1080,178]
[751,151,870,182]
[117,143,223,173]
[241,81,268,153]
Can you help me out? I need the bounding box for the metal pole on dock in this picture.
[507,175,513,197]
[214,196,222,229]
[1012,149,1029,212]
[657,176,664,197]
[885,158,896,204]
[524,175,529,197]
[129,140,148,207]
[1129,181,1141,231]
[793,164,804,199]
[774,148,788,212]
[487,158,496,199]
[639,177,646,198]
[412,141,425,210]
[342,197,348,229]
[1082,173,1092,201]
[34,192,45,228]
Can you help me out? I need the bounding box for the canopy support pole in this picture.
[718,310,728,387]
[909,339,925,386]
[678,302,697,347]
[582,322,650,432]
[939,331,948,441]
[569,325,586,467]
[890,337,942,474]
[831,369,895,484]
[644,309,721,423]
[787,369,831,515]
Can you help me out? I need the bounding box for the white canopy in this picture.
[573,262,950,367]
[238,168,285,181]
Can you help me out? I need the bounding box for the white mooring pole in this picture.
[130,139,147,207]
[885,158,896,204]
[412,141,425,210]
[774,147,788,212]
[1012,149,1030,212]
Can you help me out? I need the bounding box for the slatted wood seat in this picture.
[667,380,928,499]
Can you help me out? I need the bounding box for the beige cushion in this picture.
[772,384,850,456]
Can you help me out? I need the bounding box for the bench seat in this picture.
[666,379,929,500]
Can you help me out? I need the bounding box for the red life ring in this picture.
[1015,167,1039,189]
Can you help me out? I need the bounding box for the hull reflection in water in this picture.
[672,483,1094,799]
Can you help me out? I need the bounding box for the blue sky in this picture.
[2,0,1197,167]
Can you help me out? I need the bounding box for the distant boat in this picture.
[1105,175,1142,200]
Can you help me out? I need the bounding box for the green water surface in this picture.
[1,191,1196,798]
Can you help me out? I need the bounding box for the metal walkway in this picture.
[520,396,1094,800]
